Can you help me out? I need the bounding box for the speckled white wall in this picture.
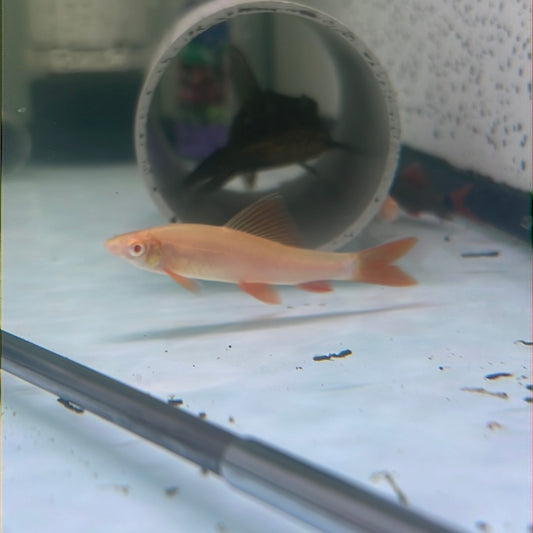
[6,0,531,191]
[307,0,531,191]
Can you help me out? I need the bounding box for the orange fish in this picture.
[105,195,418,304]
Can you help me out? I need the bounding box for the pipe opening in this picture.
[136,2,400,249]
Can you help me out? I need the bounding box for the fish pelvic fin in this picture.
[239,282,281,304]
[353,237,418,287]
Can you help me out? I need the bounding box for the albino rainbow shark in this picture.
[105,195,417,304]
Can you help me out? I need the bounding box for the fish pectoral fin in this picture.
[238,282,281,304]
[163,268,201,294]
[297,280,333,293]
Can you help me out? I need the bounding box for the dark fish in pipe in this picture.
[181,46,353,194]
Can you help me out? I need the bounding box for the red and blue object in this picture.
[392,146,531,242]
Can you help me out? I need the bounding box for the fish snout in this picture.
[104,236,124,256]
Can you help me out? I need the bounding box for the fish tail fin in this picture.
[353,237,418,286]
[378,196,400,222]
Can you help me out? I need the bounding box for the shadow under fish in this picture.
[181,46,352,195]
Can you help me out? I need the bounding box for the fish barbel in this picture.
[105,195,418,304]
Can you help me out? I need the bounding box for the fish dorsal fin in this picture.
[228,45,261,102]
[225,194,301,246]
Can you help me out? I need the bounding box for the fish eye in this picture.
[129,242,146,257]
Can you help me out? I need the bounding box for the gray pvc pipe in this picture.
[135,0,400,250]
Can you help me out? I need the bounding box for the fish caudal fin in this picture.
[378,196,400,223]
[354,237,418,287]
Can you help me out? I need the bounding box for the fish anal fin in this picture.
[297,280,333,293]
[225,194,302,246]
[163,268,201,294]
[239,281,281,304]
